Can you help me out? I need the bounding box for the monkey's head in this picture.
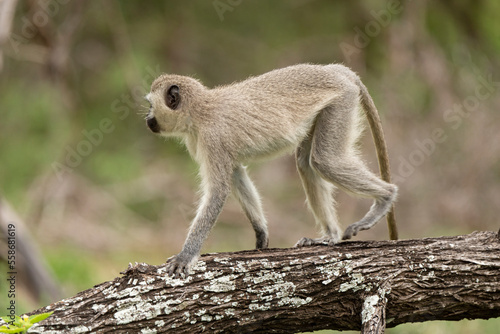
[145,74,206,135]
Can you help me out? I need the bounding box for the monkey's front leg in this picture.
[166,175,231,278]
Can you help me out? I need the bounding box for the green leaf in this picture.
[0,316,14,324]
[0,325,25,333]
[12,315,23,326]
[28,312,54,324]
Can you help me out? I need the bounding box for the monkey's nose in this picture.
[146,116,160,133]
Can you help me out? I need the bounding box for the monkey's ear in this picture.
[165,85,181,110]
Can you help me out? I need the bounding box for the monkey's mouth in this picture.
[146,116,161,133]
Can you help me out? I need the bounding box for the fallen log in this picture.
[25,231,500,333]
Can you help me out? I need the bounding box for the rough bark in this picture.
[23,231,500,333]
[361,284,388,333]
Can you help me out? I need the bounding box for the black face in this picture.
[146,115,160,133]
[146,98,160,133]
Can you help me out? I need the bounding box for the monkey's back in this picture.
[206,64,360,161]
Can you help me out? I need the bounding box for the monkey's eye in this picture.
[165,85,180,110]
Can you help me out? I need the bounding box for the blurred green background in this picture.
[1,0,499,333]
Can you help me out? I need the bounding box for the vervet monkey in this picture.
[145,64,398,277]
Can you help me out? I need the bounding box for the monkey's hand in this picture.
[165,252,197,278]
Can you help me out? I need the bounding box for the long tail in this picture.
[356,78,398,240]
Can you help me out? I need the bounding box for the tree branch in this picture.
[0,196,61,303]
[24,231,500,333]
[361,285,388,334]
[0,0,18,72]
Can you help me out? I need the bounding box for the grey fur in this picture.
[145,64,398,277]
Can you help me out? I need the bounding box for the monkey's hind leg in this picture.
[232,165,269,249]
[309,102,397,241]
[315,156,397,240]
[294,136,342,247]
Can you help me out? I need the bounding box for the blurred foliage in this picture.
[1,0,500,332]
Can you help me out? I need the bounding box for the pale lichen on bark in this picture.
[362,295,381,324]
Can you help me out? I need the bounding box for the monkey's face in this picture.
[145,75,205,136]
[145,83,184,135]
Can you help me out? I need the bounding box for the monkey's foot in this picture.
[342,224,365,240]
[294,237,339,247]
[165,253,196,278]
